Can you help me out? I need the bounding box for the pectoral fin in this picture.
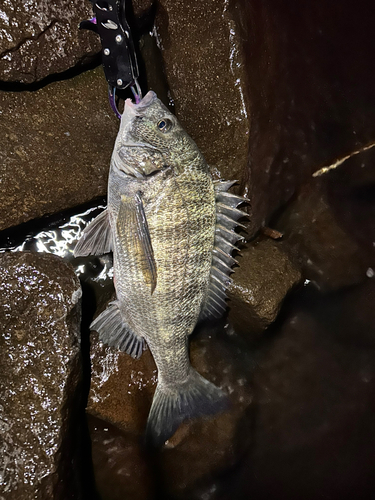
[117,192,157,293]
[74,209,112,257]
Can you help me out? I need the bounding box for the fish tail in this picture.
[145,369,228,447]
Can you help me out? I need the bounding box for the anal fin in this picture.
[91,301,145,359]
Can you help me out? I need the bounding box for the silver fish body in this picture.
[74,91,247,445]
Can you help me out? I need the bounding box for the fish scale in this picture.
[74,91,247,445]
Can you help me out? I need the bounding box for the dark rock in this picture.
[238,0,375,233]
[138,32,171,108]
[274,182,368,291]
[228,238,302,336]
[325,148,375,259]
[0,67,118,231]
[87,331,157,435]
[0,251,82,499]
[88,324,252,498]
[88,415,154,500]
[0,0,100,84]
[152,0,250,187]
[225,282,375,500]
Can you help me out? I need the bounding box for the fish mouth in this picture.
[120,141,158,150]
[124,91,157,113]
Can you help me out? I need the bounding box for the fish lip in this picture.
[125,90,157,111]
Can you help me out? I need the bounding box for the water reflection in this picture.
[0,200,113,285]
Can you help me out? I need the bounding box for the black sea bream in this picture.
[74,91,247,445]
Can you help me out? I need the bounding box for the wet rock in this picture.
[87,331,158,435]
[87,324,252,498]
[0,0,100,84]
[152,0,250,188]
[227,282,375,500]
[0,67,118,231]
[240,0,375,234]
[138,32,171,108]
[275,182,368,291]
[0,251,83,499]
[228,238,302,336]
[88,415,154,500]
[325,149,375,258]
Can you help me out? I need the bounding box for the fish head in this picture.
[112,91,201,178]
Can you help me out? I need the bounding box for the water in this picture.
[0,197,114,294]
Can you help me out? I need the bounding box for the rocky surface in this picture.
[0,67,118,232]
[0,251,83,499]
[88,323,253,498]
[87,331,157,436]
[220,281,375,500]
[87,280,375,499]
[0,0,375,498]
[0,0,100,84]
[152,0,250,190]
[238,0,375,233]
[2,0,375,238]
[228,238,302,337]
[274,181,368,292]
[88,415,154,500]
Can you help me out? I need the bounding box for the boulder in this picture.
[230,281,375,500]
[88,415,154,500]
[87,331,157,436]
[0,67,118,231]
[228,237,302,337]
[152,0,250,190]
[275,182,368,291]
[0,0,100,83]
[0,251,83,499]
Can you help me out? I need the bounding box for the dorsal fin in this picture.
[216,224,245,244]
[200,180,248,320]
[213,180,238,192]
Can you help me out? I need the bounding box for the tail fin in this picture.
[145,368,228,447]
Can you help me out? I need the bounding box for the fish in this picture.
[74,90,247,446]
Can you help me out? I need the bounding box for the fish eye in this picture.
[157,118,173,133]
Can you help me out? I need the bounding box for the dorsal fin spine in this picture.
[216,212,247,229]
[200,179,248,322]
